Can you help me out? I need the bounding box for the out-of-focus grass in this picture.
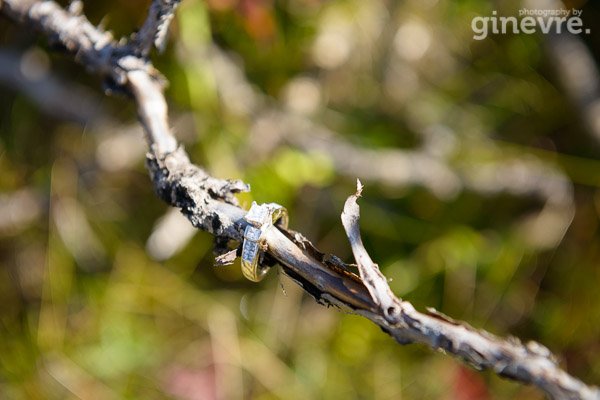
[1,0,600,398]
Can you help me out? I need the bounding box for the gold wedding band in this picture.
[241,202,288,282]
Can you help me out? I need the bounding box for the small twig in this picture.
[341,179,402,324]
[130,0,181,56]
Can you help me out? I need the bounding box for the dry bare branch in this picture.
[131,0,181,56]
[1,1,598,398]
[341,180,599,400]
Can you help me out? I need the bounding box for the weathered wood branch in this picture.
[342,180,598,400]
[130,0,180,56]
[1,1,598,398]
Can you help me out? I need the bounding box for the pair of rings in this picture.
[241,201,289,282]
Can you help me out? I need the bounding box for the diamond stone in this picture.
[244,225,261,241]
[242,238,259,262]
[244,202,268,226]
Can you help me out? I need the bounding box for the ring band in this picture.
[241,225,265,281]
[241,202,288,282]
[264,203,289,230]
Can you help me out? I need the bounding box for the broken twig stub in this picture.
[341,179,402,324]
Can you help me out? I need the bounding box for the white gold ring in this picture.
[240,202,288,282]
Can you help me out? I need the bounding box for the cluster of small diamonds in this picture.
[242,241,258,263]
[245,225,261,241]
[242,225,261,263]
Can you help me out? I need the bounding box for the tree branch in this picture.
[130,0,181,56]
[1,1,598,398]
[342,180,598,400]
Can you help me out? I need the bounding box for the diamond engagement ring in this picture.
[241,202,289,282]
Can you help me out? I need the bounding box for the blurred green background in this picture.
[1,0,600,398]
